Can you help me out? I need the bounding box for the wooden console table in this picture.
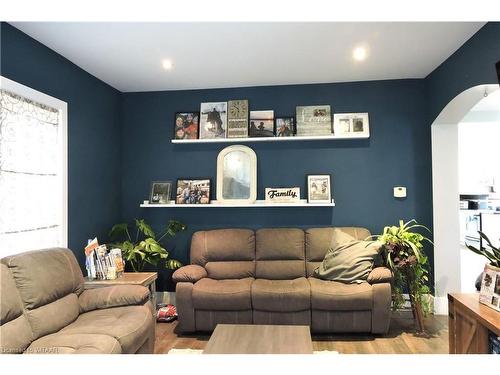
[84,272,158,310]
[448,293,500,354]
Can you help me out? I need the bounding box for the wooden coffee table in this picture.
[203,324,313,354]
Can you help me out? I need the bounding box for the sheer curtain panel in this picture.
[0,79,67,256]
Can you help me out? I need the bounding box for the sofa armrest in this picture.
[367,267,393,284]
[172,265,207,283]
[79,285,150,313]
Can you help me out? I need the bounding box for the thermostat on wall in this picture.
[394,186,407,198]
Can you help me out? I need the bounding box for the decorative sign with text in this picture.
[265,187,300,203]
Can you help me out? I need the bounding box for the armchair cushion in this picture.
[172,265,207,283]
[79,285,149,313]
[367,267,393,284]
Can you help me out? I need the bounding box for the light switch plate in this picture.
[394,186,407,198]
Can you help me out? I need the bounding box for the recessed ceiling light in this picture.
[353,46,368,62]
[162,59,174,70]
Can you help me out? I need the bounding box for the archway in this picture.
[431,84,499,315]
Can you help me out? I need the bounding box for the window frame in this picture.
[1,75,68,248]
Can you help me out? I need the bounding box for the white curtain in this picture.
[0,89,63,255]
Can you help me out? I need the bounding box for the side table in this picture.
[84,272,158,312]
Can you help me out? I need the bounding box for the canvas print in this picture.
[296,105,332,136]
[176,179,211,204]
[149,181,172,204]
[174,112,199,140]
[275,117,295,137]
[307,175,331,203]
[199,102,227,139]
[249,110,274,137]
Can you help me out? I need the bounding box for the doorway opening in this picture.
[431,84,499,315]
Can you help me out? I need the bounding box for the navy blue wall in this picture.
[2,21,498,292]
[121,80,432,290]
[426,22,500,123]
[0,22,122,267]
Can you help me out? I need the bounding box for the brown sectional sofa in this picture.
[0,248,155,354]
[173,227,392,334]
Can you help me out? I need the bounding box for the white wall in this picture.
[431,84,499,315]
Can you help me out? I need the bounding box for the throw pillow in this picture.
[314,240,383,283]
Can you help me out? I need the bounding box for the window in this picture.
[0,77,67,256]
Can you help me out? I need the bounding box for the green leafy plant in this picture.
[374,219,433,331]
[465,231,500,268]
[108,219,186,272]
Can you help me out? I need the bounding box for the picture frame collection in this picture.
[173,101,369,140]
[148,174,332,205]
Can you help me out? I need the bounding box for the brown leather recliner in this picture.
[1,248,155,354]
[173,227,392,334]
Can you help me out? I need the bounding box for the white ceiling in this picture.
[10,22,485,92]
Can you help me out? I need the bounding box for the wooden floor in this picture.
[154,311,449,354]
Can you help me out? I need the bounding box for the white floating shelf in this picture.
[172,135,368,144]
[140,199,335,208]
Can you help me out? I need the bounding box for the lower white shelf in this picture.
[140,199,335,208]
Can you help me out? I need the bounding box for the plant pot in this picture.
[478,263,500,312]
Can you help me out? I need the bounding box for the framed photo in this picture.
[249,110,274,137]
[296,105,332,136]
[275,117,295,137]
[176,179,211,204]
[199,102,227,139]
[307,175,331,204]
[174,112,199,140]
[333,113,370,137]
[149,181,172,204]
[227,99,249,138]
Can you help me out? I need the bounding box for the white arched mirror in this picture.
[216,145,257,204]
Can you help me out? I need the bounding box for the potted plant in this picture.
[108,219,186,272]
[465,231,500,308]
[465,231,500,268]
[374,219,433,332]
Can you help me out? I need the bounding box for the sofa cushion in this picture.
[26,333,121,354]
[192,278,253,311]
[305,227,371,276]
[60,305,152,354]
[309,278,373,311]
[251,277,310,312]
[26,293,80,339]
[256,228,305,279]
[1,264,24,324]
[190,229,255,279]
[1,248,84,310]
[314,240,382,283]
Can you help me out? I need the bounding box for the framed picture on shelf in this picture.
[227,99,249,138]
[307,174,331,204]
[199,102,227,139]
[174,112,199,140]
[176,178,211,204]
[149,181,172,204]
[296,105,332,136]
[249,110,274,137]
[333,113,370,137]
[274,117,295,137]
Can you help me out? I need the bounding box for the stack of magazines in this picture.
[84,238,125,280]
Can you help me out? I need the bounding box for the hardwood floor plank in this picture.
[154,313,449,354]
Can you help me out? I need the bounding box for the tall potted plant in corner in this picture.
[374,219,433,332]
[108,219,186,272]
